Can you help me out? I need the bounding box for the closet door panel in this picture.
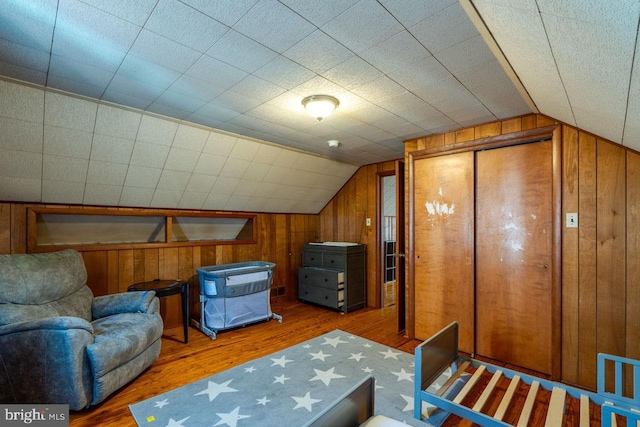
[414,152,475,353]
[475,140,554,374]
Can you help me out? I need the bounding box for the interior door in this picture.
[475,140,554,374]
[413,151,475,353]
[395,160,405,333]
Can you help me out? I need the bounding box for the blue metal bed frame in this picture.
[414,321,640,426]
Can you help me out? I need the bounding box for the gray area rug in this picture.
[129,329,451,426]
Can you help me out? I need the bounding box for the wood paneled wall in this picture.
[0,203,317,329]
[405,113,640,390]
[317,161,397,308]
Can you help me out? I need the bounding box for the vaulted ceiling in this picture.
[1,0,638,212]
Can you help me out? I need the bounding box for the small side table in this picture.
[128,279,189,343]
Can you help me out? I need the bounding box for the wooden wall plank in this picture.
[144,248,159,282]
[0,203,10,254]
[475,122,501,139]
[83,251,108,296]
[596,140,626,361]
[10,204,26,254]
[107,250,119,294]
[627,151,640,361]
[561,126,580,384]
[502,117,522,134]
[456,128,475,143]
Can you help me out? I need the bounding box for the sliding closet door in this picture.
[414,151,474,353]
[475,140,554,374]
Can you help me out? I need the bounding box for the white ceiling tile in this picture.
[203,132,237,156]
[537,0,640,28]
[86,160,128,185]
[219,157,250,178]
[51,28,127,73]
[130,141,171,168]
[351,76,407,103]
[254,56,316,90]
[150,189,182,208]
[42,180,85,204]
[207,29,277,73]
[233,179,260,197]
[378,0,456,27]
[242,162,271,181]
[193,153,227,175]
[321,56,384,90]
[116,55,182,89]
[434,35,496,74]
[359,31,431,75]
[229,138,261,161]
[129,29,201,74]
[44,125,93,158]
[185,173,217,192]
[173,124,210,151]
[94,104,141,139]
[83,183,122,206]
[284,30,354,74]
[124,165,162,188]
[232,0,316,53]
[0,176,41,202]
[210,176,239,194]
[145,0,228,52]
[45,91,97,132]
[47,75,105,99]
[165,147,200,172]
[146,102,191,120]
[279,0,359,27]
[0,116,43,152]
[0,60,47,86]
[119,186,154,207]
[90,134,135,164]
[0,38,50,72]
[0,148,41,179]
[102,90,152,111]
[105,75,166,103]
[0,0,56,51]
[0,79,44,123]
[321,0,403,54]
[186,54,249,89]
[180,0,259,27]
[57,0,141,51]
[185,114,225,129]
[137,116,179,146]
[253,143,283,164]
[178,191,207,209]
[263,165,290,185]
[157,169,191,191]
[154,91,207,114]
[193,103,241,122]
[456,59,511,90]
[228,76,286,104]
[210,91,263,114]
[79,0,157,26]
[167,74,226,103]
[49,56,115,89]
[224,195,251,211]
[201,192,231,210]
[42,154,88,182]
[410,3,478,54]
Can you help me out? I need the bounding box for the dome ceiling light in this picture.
[301,95,339,121]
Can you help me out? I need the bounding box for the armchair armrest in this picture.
[92,291,158,319]
[0,316,93,337]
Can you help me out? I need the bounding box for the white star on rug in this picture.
[154,398,169,409]
[271,355,293,367]
[303,344,311,348]
[194,380,237,402]
[379,348,402,359]
[256,396,270,406]
[164,416,189,427]
[401,394,437,416]
[309,350,331,361]
[273,374,290,384]
[349,352,366,362]
[310,367,346,386]
[214,406,249,427]
[363,367,374,373]
[363,343,372,348]
[322,336,348,348]
[292,392,322,412]
[244,366,256,373]
[391,368,414,382]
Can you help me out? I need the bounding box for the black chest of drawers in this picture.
[298,243,366,313]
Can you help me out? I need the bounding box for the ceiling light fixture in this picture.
[301,95,339,121]
[327,139,340,148]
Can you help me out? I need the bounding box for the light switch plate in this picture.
[566,213,578,228]
[366,218,371,226]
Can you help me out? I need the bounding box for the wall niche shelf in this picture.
[27,207,257,253]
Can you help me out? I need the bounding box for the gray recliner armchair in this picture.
[0,249,163,410]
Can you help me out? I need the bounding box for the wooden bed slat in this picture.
[580,394,590,427]
[494,375,521,421]
[435,360,471,398]
[544,387,567,427]
[473,370,503,412]
[453,365,486,404]
[517,380,540,427]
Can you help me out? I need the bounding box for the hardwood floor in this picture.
[69,301,415,427]
[69,300,601,426]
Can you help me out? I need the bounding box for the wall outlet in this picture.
[566,213,578,228]
[366,218,371,227]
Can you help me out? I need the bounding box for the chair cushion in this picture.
[86,312,163,378]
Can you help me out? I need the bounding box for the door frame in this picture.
[408,124,562,379]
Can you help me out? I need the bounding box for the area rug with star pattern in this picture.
[129,329,451,427]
